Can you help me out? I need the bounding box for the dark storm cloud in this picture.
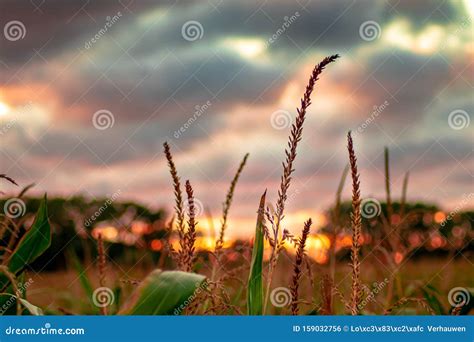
[23,45,471,168]
[381,0,462,29]
[375,137,472,173]
[1,0,472,214]
[328,49,473,131]
[1,0,129,66]
[5,0,461,71]
[127,0,384,58]
[2,0,467,131]
[51,47,286,130]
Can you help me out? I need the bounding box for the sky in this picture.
[0,0,473,237]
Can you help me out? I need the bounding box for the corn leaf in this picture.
[67,249,97,313]
[247,190,266,315]
[0,195,51,289]
[420,284,445,315]
[119,270,206,315]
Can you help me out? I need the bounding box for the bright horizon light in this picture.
[222,37,267,59]
[0,101,10,117]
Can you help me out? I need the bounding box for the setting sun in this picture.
[0,102,10,117]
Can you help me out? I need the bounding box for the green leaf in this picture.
[8,195,51,273]
[0,293,18,315]
[420,284,445,315]
[0,195,51,289]
[67,249,98,314]
[67,250,94,299]
[247,190,266,315]
[119,270,206,315]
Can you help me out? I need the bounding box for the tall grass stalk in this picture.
[163,142,187,270]
[216,153,249,251]
[290,218,311,315]
[97,233,107,315]
[264,54,339,313]
[347,131,362,315]
[184,180,197,272]
[384,147,393,223]
[400,171,409,218]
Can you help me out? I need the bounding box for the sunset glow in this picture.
[2,1,472,323]
[0,101,10,117]
[1,0,472,238]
